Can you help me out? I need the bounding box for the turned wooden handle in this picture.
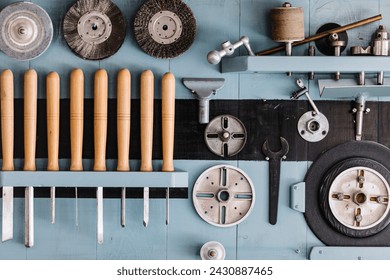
[140,70,154,172]
[24,69,37,171]
[47,72,60,171]
[1,69,14,171]
[93,69,108,172]
[70,69,84,171]
[162,72,175,172]
[117,68,131,171]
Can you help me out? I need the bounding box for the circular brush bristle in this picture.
[134,0,197,59]
[63,0,126,60]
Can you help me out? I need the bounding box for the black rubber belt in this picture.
[305,140,390,246]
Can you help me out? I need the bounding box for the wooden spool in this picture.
[270,4,304,43]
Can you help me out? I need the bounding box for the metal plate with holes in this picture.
[77,11,112,45]
[148,11,183,45]
[0,2,53,60]
[297,111,329,142]
[205,115,247,157]
[193,165,255,227]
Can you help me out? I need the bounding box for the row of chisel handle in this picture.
[1,68,175,246]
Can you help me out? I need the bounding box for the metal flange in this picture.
[0,2,53,60]
[200,241,226,260]
[297,111,329,142]
[193,165,255,227]
[205,115,247,157]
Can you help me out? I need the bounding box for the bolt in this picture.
[222,132,230,139]
[295,249,301,254]
[208,249,217,258]
[282,155,287,160]
[355,214,363,223]
[294,205,299,209]
[318,250,323,254]
[265,157,270,161]
[283,2,292,7]
[358,256,362,260]
[357,176,365,184]
[365,108,371,113]
[377,196,385,203]
[337,193,344,200]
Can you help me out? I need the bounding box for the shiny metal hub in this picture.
[148,11,182,45]
[77,11,112,45]
[193,165,255,227]
[328,166,390,230]
[205,115,247,157]
[297,111,329,142]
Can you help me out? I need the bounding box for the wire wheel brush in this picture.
[63,0,126,60]
[134,0,197,59]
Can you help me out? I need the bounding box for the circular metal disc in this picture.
[205,115,247,157]
[148,11,183,45]
[200,241,226,260]
[193,165,255,227]
[315,23,348,56]
[328,166,390,230]
[63,0,126,60]
[297,111,329,142]
[0,2,53,60]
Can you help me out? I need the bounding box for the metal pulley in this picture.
[200,241,226,260]
[204,115,247,157]
[193,165,255,227]
[0,2,53,60]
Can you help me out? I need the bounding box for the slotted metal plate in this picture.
[193,165,255,227]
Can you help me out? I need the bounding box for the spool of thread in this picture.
[270,2,304,56]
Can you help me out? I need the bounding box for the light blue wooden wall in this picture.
[0,0,387,259]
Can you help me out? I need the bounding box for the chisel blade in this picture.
[50,186,55,224]
[2,186,14,242]
[25,186,34,248]
[143,187,149,227]
[97,187,103,244]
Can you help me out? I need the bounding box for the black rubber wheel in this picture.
[319,158,390,238]
[305,141,390,246]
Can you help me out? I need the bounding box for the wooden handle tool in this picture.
[47,72,60,224]
[70,68,84,227]
[162,72,175,225]
[94,69,108,244]
[140,70,154,227]
[1,69,14,242]
[117,68,131,227]
[24,69,37,248]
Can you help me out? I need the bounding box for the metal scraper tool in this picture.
[94,69,108,243]
[117,69,131,227]
[70,69,84,227]
[140,70,154,227]
[1,69,14,242]
[162,73,176,225]
[24,69,37,248]
[47,72,60,224]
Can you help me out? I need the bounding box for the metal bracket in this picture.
[290,182,305,213]
[182,78,225,124]
[310,246,390,260]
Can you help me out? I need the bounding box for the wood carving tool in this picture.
[117,69,131,228]
[134,0,197,59]
[162,72,175,225]
[70,69,84,227]
[94,69,108,243]
[47,72,60,224]
[24,69,37,247]
[1,69,14,242]
[63,0,126,60]
[0,2,53,60]
[140,70,154,227]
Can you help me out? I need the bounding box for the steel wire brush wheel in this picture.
[0,2,53,60]
[134,0,197,59]
[63,0,126,60]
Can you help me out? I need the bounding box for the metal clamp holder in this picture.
[352,94,370,141]
[291,79,329,142]
[207,36,255,64]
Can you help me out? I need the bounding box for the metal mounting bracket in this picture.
[290,182,305,213]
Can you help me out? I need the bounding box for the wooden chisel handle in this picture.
[24,69,37,171]
[70,69,84,171]
[117,69,131,171]
[162,73,175,172]
[47,72,60,171]
[1,69,14,171]
[93,69,108,171]
[140,70,154,172]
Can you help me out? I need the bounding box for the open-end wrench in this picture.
[262,137,289,225]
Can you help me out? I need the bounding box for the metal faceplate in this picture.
[193,165,255,227]
[77,11,112,45]
[0,2,53,60]
[200,241,226,260]
[205,115,247,157]
[297,111,329,142]
[328,166,390,230]
[148,10,183,45]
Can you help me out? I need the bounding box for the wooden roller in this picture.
[70,68,84,172]
[162,72,175,172]
[140,70,154,173]
[1,69,14,242]
[94,69,108,244]
[47,72,60,172]
[24,69,37,248]
[117,68,131,172]
[270,5,304,43]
